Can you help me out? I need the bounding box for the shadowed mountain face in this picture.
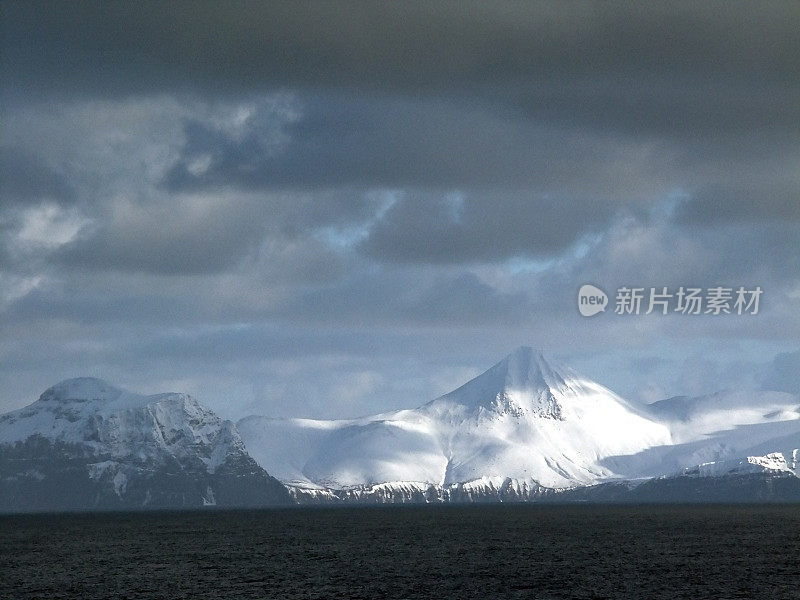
[0,378,291,512]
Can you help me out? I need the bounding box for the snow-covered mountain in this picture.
[3,350,798,510]
[0,378,291,511]
[607,389,800,479]
[238,347,800,502]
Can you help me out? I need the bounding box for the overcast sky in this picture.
[1,2,799,419]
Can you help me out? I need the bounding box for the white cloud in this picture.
[0,273,43,311]
[16,203,90,248]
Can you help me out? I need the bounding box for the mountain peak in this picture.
[430,347,578,416]
[38,377,126,403]
[501,346,563,389]
[491,346,578,394]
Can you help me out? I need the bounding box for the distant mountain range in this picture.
[239,346,799,503]
[1,347,798,511]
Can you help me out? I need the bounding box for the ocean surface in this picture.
[1,504,799,599]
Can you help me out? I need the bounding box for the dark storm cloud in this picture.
[17,266,530,330]
[515,76,799,142]
[2,2,799,417]
[5,1,799,163]
[4,2,798,96]
[0,147,75,205]
[55,198,271,275]
[53,194,377,275]
[5,2,797,228]
[163,98,491,191]
[2,286,188,331]
[675,181,800,224]
[360,193,616,263]
[162,92,688,199]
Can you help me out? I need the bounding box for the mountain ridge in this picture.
[2,348,798,511]
[0,377,291,512]
[238,347,799,498]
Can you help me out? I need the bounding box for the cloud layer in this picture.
[1,2,798,418]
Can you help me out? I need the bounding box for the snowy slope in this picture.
[239,347,800,499]
[603,390,800,479]
[239,347,674,491]
[0,378,290,511]
[5,353,796,509]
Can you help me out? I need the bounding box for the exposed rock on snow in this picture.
[0,378,291,511]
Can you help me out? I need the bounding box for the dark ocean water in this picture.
[1,504,799,599]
